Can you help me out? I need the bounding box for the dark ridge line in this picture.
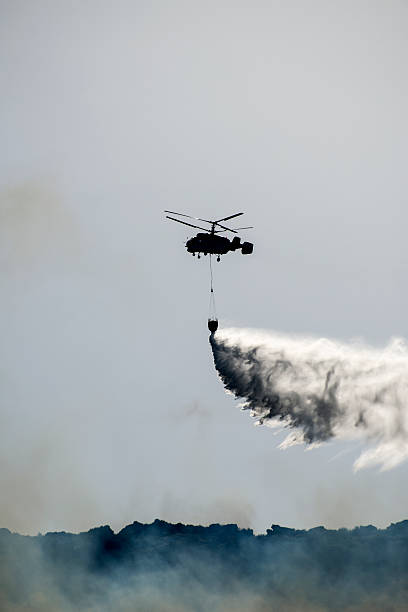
[2,517,408,538]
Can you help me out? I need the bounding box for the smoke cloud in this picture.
[3,519,408,611]
[210,328,408,471]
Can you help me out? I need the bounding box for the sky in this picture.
[1,0,408,535]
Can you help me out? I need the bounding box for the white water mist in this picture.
[210,328,408,471]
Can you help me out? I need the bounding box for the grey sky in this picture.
[1,0,408,535]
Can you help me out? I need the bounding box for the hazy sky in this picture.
[1,0,408,535]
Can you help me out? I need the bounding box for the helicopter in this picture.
[164,211,254,261]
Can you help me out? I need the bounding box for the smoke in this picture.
[3,519,408,612]
[210,328,408,471]
[0,180,80,276]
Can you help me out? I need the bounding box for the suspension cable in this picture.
[208,255,217,319]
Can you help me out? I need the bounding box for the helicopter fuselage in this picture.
[186,233,253,256]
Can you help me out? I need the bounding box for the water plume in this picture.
[210,328,408,471]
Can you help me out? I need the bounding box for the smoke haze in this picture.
[210,328,408,471]
[3,519,408,611]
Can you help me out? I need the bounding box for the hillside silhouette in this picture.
[1,519,408,610]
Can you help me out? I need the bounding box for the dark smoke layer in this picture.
[210,328,408,470]
[2,520,408,611]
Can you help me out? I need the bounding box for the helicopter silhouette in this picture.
[165,211,254,261]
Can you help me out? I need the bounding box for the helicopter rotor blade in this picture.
[164,210,201,220]
[215,212,244,223]
[196,217,215,224]
[214,223,238,233]
[215,225,254,234]
[165,216,209,232]
[164,211,251,234]
[164,210,247,229]
[164,210,214,225]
